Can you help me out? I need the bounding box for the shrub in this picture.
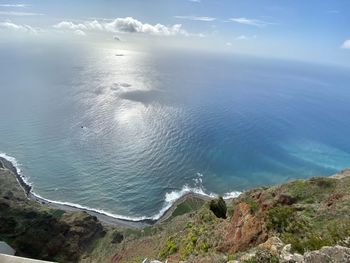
[243,197,259,214]
[111,231,124,244]
[180,231,198,258]
[159,237,178,258]
[51,209,65,218]
[267,206,294,233]
[282,220,350,253]
[284,178,336,203]
[209,197,227,219]
[254,249,279,263]
[198,239,209,252]
[310,177,335,189]
[242,249,279,263]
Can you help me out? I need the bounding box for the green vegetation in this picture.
[243,196,259,214]
[209,196,227,219]
[265,177,350,254]
[159,237,178,258]
[283,177,336,203]
[179,226,210,259]
[242,249,279,263]
[281,219,350,254]
[166,197,205,221]
[2,156,350,263]
[267,205,295,232]
[51,209,65,218]
[0,167,105,263]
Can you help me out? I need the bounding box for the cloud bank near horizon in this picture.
[0,21,37,33]
[53,17,188,37]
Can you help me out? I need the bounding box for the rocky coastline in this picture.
[1,155,350,263]
[0,156,211,229]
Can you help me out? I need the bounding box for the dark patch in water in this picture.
[93,86,107,95]
[120,89,165,105]
[110,83,132,91]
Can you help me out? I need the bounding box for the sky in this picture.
[0,0,349,66]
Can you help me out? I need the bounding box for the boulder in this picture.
[258,237,284,255]
[280,244,303,263]
[304,245,350,263]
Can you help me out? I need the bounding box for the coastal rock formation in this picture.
[1,155,350,263]
[118,173,350,262]
[222,202,268,253]
[0,159,105,263]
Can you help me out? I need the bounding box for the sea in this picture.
[1,42,350,220]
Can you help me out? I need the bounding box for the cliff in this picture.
[1,156,350,263]
[104,171,350,263]
[0,158,105,262]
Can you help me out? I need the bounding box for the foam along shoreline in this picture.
[0,154,241,228]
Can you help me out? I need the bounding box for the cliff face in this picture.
[0,159,105,263]
[106,171,350,263]
[1,153,350,263]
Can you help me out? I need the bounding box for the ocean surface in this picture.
[1,42,350,220]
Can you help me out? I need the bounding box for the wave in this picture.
[0,152,241,222]
[0,152,32,186]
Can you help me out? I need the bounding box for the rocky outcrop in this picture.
[231,237,350,263]
[0,165,105,263]
[1,154,350,263]
[223,202,268,254]
[303,245,350,263]
[280,243,306,262]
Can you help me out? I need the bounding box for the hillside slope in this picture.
[1,155,350,262]
[104,171,350,262]
[0,158,105,262]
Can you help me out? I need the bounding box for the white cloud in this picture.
[174,15,216,22]
[229,17,273,27]
[341,39,350,49]
[0,11,43,16]
[236,35,257,40]
[236,35,247,40]
[53,17,188,36]
[85,20,104,31]
[53,21,87,30]
[0,21,37,33]
[189,0,201,2]
[226,42,232,46]
[74,29,86,36]
[0,4,30,7]
[104,17,186,35]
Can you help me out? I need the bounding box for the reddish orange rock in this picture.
[219,202,268,254]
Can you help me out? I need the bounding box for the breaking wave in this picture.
[0,152,241,222]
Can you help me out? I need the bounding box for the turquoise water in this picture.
[1,43,350,219]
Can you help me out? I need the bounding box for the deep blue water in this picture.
[1,43,350,219]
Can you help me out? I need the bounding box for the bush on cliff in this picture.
[159,236,178,258]
[267,205,295,233]
[209,197,227,219]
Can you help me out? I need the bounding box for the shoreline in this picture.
[0,156,220,228]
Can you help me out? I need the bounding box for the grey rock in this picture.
[304,245,350,263]
[280,244,304,263]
